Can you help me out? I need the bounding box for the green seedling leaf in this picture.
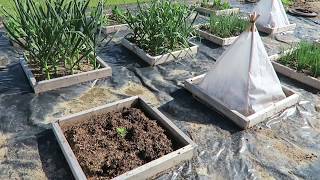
[116,127,128,138]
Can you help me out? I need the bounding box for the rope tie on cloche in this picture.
[248,12,260,32]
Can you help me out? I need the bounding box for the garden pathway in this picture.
[0,1,320,179]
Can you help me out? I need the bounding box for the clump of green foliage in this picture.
[116,127,128,138]
[278,42,320,77]
[108,5,126,24]
[121,0,196,56]
[282,0,294,6]
[201,0,231,10]
[202,14,249,38]
[2,0,106,80]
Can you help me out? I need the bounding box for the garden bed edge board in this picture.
[184,74,299,129]
[121,38,199,66]
[20,55,112,94]
[52,96,197,180]
[195,6,240,16]
[256,23,296,34]
[101,23,128,34]
[272,61,320,90]
[196,28,238,46]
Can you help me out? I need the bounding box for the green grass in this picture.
[201,14,249,38]
[279,42,320,78]
[0,0,143,15]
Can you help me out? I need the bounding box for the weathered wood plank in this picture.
[195,7,240,16]
[114,144,194,180]
[256,23,296,34]
[272,61,320,90]
[196,28,238,46]
[101,24,128,34]
[121,38,199,66]
[58,96,138,128]
[52,123,87,180]
[20,54,112,94]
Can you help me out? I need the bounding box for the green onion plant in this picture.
[202,14,249,38]
[201,0,231,10]
[279,42,320,77]
[281,0,294,6]
[109,6,126,24]
[2,0,106,80]
[121,0,196,56]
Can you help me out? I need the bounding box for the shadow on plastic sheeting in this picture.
[0,62,33,95]
[37,129,74,180]
[159,89,242,134]
[99,42,151,67]
[191,37,226,62]
[278,74,320,94]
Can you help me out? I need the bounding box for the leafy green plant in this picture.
[2,0,105,80]
[109,5,126,24]
[201,0,231,10]
[201,14,249,38]
[282,0,294,6]
[121,0,196,56]
[278,42,320,77]
[116,127,128,138]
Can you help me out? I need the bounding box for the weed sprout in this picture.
[116,127,128,138]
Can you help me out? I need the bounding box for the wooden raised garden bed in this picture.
[101,23,128,34]
[269,50,320,90]
[184,74,299,129]
[20,55,112,93]
[195,6,240,16]
[101,14,128,34]
[256,23,296,34]
[196,24,238,46]
[52,96,196,180]
[121,38,199,66]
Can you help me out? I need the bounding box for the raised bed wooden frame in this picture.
[101,23,128,34]
[121,38,199,66]
[269,50,320,90]
[256,23,296,34]
[52,96,197,180]
[101,13,128,34]
[184,74,299,129]
[196,24,238,46]
[195,6,240,16]
[20,54,112,94]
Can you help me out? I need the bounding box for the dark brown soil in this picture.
[292,1,320,18]
[107,15,125,26]
[200,3,220,10]
[62,107,176,180]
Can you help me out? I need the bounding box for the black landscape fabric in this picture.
[0,1,320,179]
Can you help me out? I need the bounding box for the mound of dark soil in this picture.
[62,107,175,180]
